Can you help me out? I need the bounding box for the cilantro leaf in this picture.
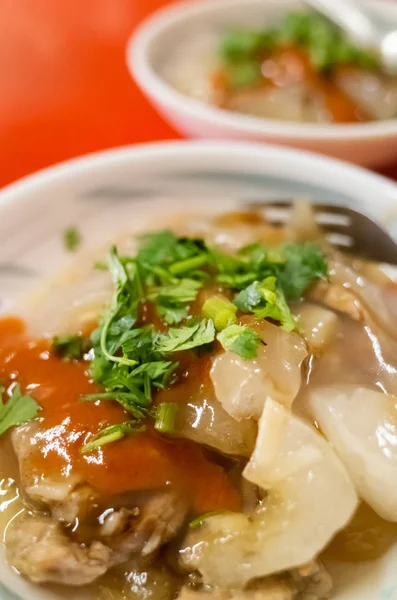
[63,227,81,252]
[52,335,91,360]
[157,304,189,325]
[255,287,297,332]
[99,246,141,368]
[130,361,177,387]
[213,243,284,291]
[221,29,276,62]
[219,11,379,80]
[278,243,328,301]
[149,278,202,324]
[137,231,181,267]
[79,230,328,447]
[151,279,202,304]
[234,277,296,332]
[137,231,207,272]
[155,319,215,353]
[217,325,262,359]
[226,61,263,88]
[234,281,263,312]
[82,392,149,416]
[0,384,41,437]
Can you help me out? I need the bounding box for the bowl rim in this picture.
[127,0,397,141]
[1,139,397,205]
[1,140,397,600]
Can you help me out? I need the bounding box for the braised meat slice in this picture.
[8,421,188,585]
[6,514,116,585]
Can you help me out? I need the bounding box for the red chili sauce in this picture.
[214,45,365,124]
[0,317,240,515]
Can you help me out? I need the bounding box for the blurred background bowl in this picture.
[127,0,397,168]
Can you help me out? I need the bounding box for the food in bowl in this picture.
[1,203,397,599]
[173,11,397,123]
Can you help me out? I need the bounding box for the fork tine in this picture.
[245,199,355,216]
[242,200,397,265]
[245,201,353,230]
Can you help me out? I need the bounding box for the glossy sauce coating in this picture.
[0,317,240,514]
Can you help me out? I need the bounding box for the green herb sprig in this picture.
[0,384,41,437]
[220,10,380,88]
[68,229,327,450]
[63,227,82,252]
[52,334,92,361]
[80,421,146,454]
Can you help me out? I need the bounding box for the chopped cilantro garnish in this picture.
[202,295,237,331]
[217,325,262,360]
[168,253,209,276]
[148,278,202,324]
[137,231,206,273]
[52,334,91,360]
[189,510,231,529]
[0,384,41,437]
[155,319,215,354]
[63,227,81,252]
[234,280,264,312]
[80,421,146,454]
[277,243,329,301]
[154,402,179,433]
[81,392,150,413]
[68,223,328,448]
[219,10,380,86]
[221,30,276,62]
[99,246,141,368]
[227,61,263,88]
[234,276,296,332]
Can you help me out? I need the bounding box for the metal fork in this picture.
[245,200,397,265]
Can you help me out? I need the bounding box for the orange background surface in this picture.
[0,0,396,188]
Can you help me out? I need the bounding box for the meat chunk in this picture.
[51,484,98,523]
[6,514,116,585]
[7,489,187,585]
[11,421,86,508]
[125,492,188,556]
[101,491,188,556]
[9,421,188,585]
[291,562,332,599]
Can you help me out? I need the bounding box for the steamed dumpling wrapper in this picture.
[174,380,257,458]
[180,398,358,588]
[308,386,397,521]
[210,319,308,420]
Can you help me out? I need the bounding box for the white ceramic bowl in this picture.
[128,0,397,168]
[1,140,397,600]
